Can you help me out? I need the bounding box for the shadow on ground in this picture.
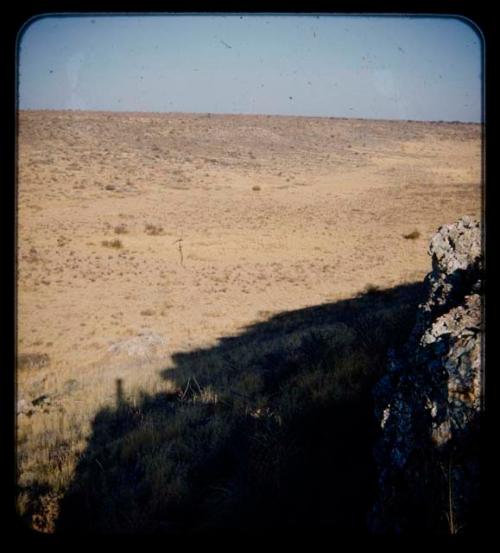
[56,281,424,534]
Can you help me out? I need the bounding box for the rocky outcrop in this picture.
[370,217,483,534]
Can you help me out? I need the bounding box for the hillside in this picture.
[16,110,482,532]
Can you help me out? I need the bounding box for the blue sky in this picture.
[18,14,483,122]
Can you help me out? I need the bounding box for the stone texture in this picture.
[370,217,482,534]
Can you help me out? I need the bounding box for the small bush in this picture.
[102,239,123,249]
[403,230,421,240]
[252,185,261,192]
[145,223,164,236]
[114,224,128,235]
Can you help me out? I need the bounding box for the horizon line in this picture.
[17,108,482,125]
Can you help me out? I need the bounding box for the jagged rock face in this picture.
[370,217,482,534]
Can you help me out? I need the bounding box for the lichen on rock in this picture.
[369,217,482,534]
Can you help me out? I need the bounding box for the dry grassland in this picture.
[16,110,482,531]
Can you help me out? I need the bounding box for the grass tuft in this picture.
[101,239,123,249]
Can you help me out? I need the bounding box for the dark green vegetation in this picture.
[56,282,423,533]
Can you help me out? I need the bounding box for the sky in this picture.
[18,14,483,122]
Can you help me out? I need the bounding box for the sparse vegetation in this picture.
[144,223,164,236]
[252,185,261,191]
[17,352,50,371]
[101,239,123,249]
[113,224,128,235]
[17,110,482,534]
[50,283,422,533]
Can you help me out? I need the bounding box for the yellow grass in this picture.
[16,110,482,532]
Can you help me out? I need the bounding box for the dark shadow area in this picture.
[369,266,483,534]
[56,281,424,534]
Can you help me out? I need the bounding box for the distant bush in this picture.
[102,239,123,249]
[114,224,128,235]
[252,185,261,191]
[145,223,164,236]
[403,230,421,240]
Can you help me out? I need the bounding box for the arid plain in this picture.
[16,110,482,530]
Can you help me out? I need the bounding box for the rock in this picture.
[17,398,30,415]
[107,331,167,358]
[429,216,481,275]
[370,217,482,534]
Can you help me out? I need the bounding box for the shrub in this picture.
[403,230,421,240]
[145,223,164,236]
[114,224,128,235]
[102,239,123,249]
[252,185,261,191]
